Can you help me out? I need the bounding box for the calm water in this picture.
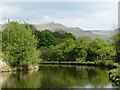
[0,65,117,89]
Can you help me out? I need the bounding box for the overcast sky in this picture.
[0,1,118,30]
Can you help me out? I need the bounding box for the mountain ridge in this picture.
[0,22,115,38]
[33,22,114,38]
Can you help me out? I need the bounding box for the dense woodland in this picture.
[1,21,120,68]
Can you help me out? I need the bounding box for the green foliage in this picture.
[2,21,39,67]
[34,29,75,48]
[94,60,115,68]
[53,30,75,40]
[109,68,120,86]
[40,39,76,61]
[67,42,87,61]
[40,36,116,62]
[113,28,120,62]
[86,39,116,61]
[40,46,64,61]
[34,30,58,48]
[40,39,86,62]
[1,21,117,67]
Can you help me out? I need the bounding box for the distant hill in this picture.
[91,30,114,36]
[33,22,114,39]
[34,22,95,37]
[0,22,115,41]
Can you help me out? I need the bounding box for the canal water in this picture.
[0,65,117,89]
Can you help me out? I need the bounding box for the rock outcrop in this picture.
[0,60,10,72]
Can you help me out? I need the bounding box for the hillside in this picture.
[33,22,114,41]
[0,22,115,41]
[34,22,94,37]
[91,30,114,36]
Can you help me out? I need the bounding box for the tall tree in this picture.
[2,21,39,68]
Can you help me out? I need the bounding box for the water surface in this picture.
[0,65,116,89]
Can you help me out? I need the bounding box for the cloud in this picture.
[43,15,51,20]
[33,17,115,30]
[33,6,117,30]
[1,0,119,2]
[0,3,23,18]
[0,2,118,30]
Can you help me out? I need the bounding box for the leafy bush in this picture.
[109,69,120,86]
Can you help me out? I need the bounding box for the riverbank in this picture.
[0,60,39,73]
[0,60,119,73]
[40,60,118,69]
[0,60,10,72]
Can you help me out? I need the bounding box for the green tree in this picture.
[68,45,87,61]
[113,28,120,62]
[34,30,57,48]
[2,21,39,68]
[40,39,76,61]
[40,39,87,62]
[53,30,75,40]
[86,39,116,61]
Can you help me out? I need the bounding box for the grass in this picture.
[94,60,118,68]
[40,60,118,69]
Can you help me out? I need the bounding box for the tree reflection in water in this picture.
[1,65,114,88]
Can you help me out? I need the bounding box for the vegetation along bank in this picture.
[0,21,120,73]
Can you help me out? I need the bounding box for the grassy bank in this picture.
[40,60,118,69]
[0,59,118,73]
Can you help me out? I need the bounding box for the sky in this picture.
[0,1,118,30]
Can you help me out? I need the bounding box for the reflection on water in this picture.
[0,65,117,88]
[0,73,11,89]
